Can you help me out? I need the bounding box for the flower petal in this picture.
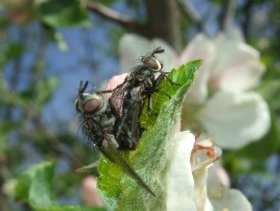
[207,163,230,197]
[193,166,213,211]
[209,32,265,91]
[209,188,252,211]
[119,34,177,73]
[179,34,216,104]
[166,131,196,211]
[198,91,270,149]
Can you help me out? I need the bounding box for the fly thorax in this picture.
[143,77,154,89]
[100,115,116,129]
[130,87,142,102]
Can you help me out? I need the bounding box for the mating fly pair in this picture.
[75,47,170,196]
[101,47,170,149]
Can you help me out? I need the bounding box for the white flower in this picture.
[179,30,270,149]
[118,30,270,149]
[166,131,196,210]
[198,91,270,149]
[166,131,252,210]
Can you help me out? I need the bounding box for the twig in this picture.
[86,1,148,37]
[219,0,236,32]
[241,0,253,39]
[177,0,207,34]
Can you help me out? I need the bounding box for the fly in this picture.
[101,47,174,149]
[75,80,155,196]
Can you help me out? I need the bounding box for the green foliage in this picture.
[14,161,104,211]
[14,162,55,205]
[0,17,10,29]
[42,24,68,51]
[97,0,116,5]
[97,60,202,210]
[37,0,91,28]
[257,79,280,112]
[0,42,25,67]
[0,121,21,154]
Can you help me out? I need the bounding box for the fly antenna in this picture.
[152,46,165,55]
[79,80,89,95]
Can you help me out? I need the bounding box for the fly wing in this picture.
[127,89,143,146]
[113,87,143,150]
[102,134,155,196]
[110,83,126,115]
[108,64,144,114]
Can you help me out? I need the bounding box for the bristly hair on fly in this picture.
[75,80,156,196]
[75,81,101,152]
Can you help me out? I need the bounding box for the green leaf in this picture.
[34,205,105,211]
[14,161,105,211]
[97,60,202,210]
[14,161,56,205]
[29,163,56,206]
[42,24,68,51]
[37,0,91,28]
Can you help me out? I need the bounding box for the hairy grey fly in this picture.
[101,47,174,149]
[75,80,155,196]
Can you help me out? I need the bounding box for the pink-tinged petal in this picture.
[207,163,231,197]
[209,32,265,91]
[119,34,177,73]
[179,34,216,104]
[198,91,270,149]
[166,131,196,210]
[81,176,103,207]
[105,73,128,91]
[212,59,265,92]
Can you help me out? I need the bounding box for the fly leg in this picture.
[152,86,171,99]
[156,72,181,87]
[146,95,158,116]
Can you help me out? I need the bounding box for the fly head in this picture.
[141,47,164,72]
[75,80,104,114]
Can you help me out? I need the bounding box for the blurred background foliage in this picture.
[0,0,279,210]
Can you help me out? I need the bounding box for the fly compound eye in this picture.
[144,56,162,71]
[83,95,103,113]
[75,99,82,113]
